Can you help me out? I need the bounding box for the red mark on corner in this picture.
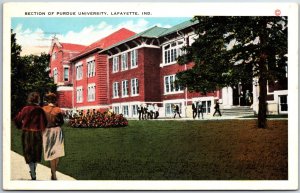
[275,9,281,16]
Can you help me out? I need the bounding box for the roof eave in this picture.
[69,47,102,62]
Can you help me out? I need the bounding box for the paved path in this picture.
[11,151,75,181]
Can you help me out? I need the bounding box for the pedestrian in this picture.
[42,93,65,180]
[173,104,181,118]
[213,100,222,116]
[143,104,148,120]
[138,104,143,120]
[14,92,48,180]
[197,101,204,119]
[192,102,197,119]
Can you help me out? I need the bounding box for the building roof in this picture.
[70,28,136,61]
[101,19,198,53]
[102,26,168,52]
[60,43,87,52]
[158,19,198,37]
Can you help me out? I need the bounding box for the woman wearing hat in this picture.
[42,92,65,180]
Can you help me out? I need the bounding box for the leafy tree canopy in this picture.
[176,16,287,128]
[11,30,57,117]
[177,16,287,94]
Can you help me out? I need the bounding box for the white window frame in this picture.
[113,56,119,73]
[121,53,128,71]
[130,49,138,69]
[122,80,129,97]
[63,66,69,81]
[131,104,139,117]
[113,82,119,98]
[164,74,183,94]
[76,86,83,103]
[113,106,120,114]
[162,39,185,65]
[76,62,83,80]
[87,83,96,102]
[122,105,129,116]
[53,68,58,83]
[87,59,96,78]
[131,78,139,96]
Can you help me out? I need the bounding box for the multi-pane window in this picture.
[76,87,83,103]
[165,103,181,116]
[121,53,128,71]
[122,105,129,116]
[131,78,139,96]
[163,40,185,64]
[122,80,129,97]
[132,104,138,116]
[76,64,83,80]
[164,75,183,94]
[87,60,96,77]
[130,49,138,68]
[88,84,96,102]
[53,68,58,83]
[201,101,212,114]
[63,67,69,81]
[113,56,119,73]
[113,106,120,114]
[113,82,119,98]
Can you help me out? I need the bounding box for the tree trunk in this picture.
[258,56,268,128]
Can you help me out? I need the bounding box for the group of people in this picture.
[137,104,159,120]
[192,100,222,118]
[14,92,65,180]
[192,101,204,119]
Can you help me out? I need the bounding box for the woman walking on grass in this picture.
[42,93,65,180]
[14,92,48,180]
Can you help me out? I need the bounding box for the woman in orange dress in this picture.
[42,93,65,180]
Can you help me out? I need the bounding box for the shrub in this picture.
[68,111,128,128]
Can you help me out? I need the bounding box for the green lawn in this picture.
[11,120,288,180]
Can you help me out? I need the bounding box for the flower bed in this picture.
[68,111,128,128]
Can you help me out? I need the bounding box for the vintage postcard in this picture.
[2,2,299,190]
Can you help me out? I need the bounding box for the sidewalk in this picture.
[11,151,76,181]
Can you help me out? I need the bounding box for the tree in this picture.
[176,16,287,128]
[11,30,57,117]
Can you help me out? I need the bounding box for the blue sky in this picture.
[12,17,190,55]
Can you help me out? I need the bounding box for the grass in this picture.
[11,120,288,180]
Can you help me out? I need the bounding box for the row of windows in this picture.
[76,59,96,80]
[113,78,139,98]
[75,73,182,103]
[113,104,139,117]
[113,50,138,73]
[113,100,212,118]
[76,84,96,103]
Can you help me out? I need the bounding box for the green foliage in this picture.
[11,30,57,117]
[177,16,287,93]
[176,16,287,128]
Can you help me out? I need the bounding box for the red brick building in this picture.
[49,39,87,109]
[49,20,288,117]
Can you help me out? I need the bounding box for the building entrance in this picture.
[232,83,253,106]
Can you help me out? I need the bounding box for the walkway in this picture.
[11,151,75,181]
